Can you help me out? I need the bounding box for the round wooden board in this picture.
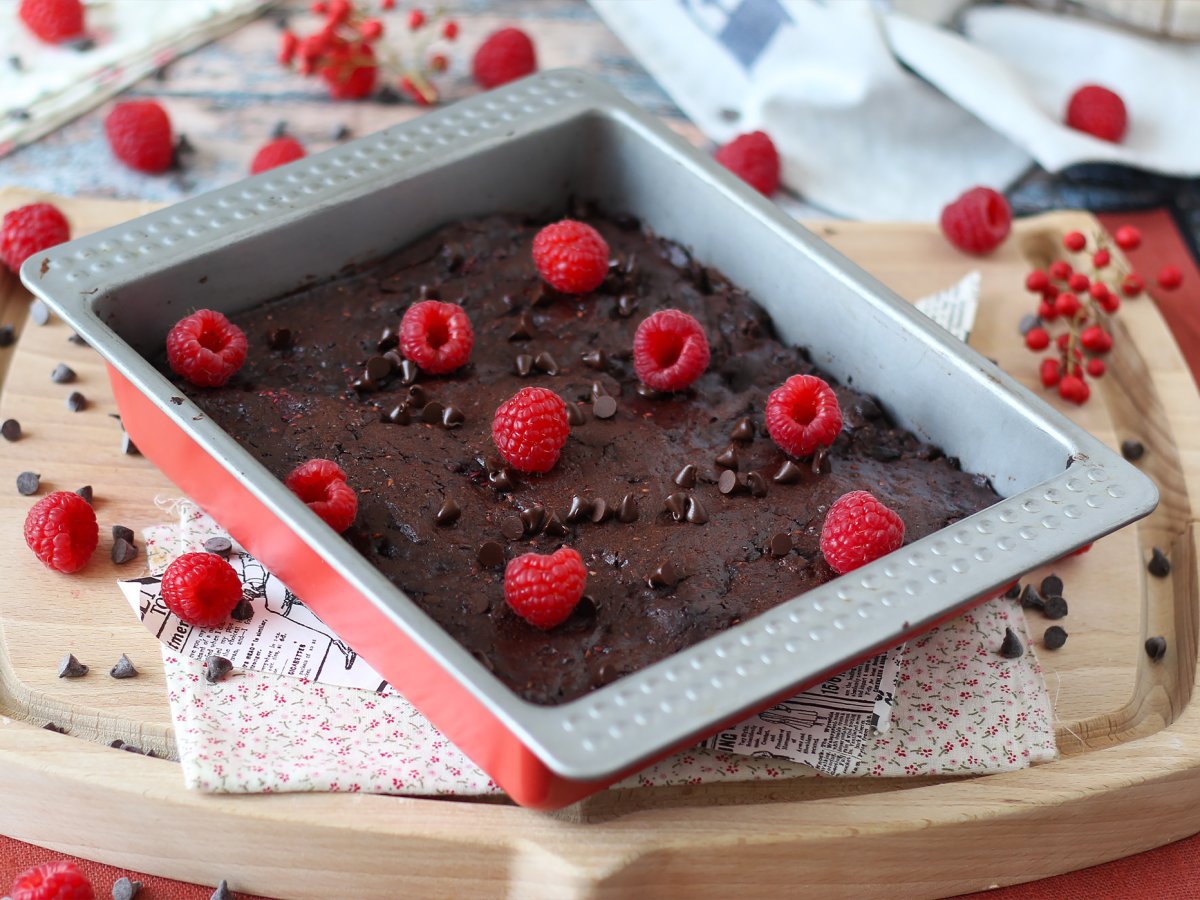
[1,189,1197,899]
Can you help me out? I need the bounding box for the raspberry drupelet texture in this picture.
[17,0,84,44]
[504,547,587,629]
[167,309,249,388]
[714,130,781,196]
[24,490,98,574]
[765,374,843,458]
[1,202,70,274]
[531,219,609,294]
[939,187,1012,255]
[251,136,307,174]
[285,459,358,532]
[632,308,711,392]
[399,300,475,374]
[492,386,570,474]
[161,551,243,628]
[105,100,175,174]
[472,27,537,89]
[1065,85,1127,143]
[820,490,905,575]
[9,859,94,900]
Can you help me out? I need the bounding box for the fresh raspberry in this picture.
[531,219,609,294]
[1114,225,1141,251]
[1080,325,1112,353]
[161,552,243,628]
[765,374,843,458]
[1040,358,1061,388]
[939,187,1011,255]
[1062,231,1086,252]
[1,202,70,274]
[1025,270,1048,293]
[1054,292,1082,318]
[399,300,474,374]
[1092,249,1110,269]
[24,491,97,574]
[1121,273,1144,297]
[166,309,249,388]
[714,131,781,196]
[105,100,174,174]
[17,0,84,44]
[285,459,358,532]
[1067,272,1089,293]
[250,136,306,174]
[320,40,377,99]
[1065,85,1127,143]
[1086,358,1106,378]
[1058,374,1090,405]
[472,27,537,89]
[1048,260,1073,281]
[1158,265,1183,290]
[819,491,905,575]
[9,860,94,900]
[1024,327,1050,351]
[492,386,570,474]
[632,309,710,392]
[504,547,587,629]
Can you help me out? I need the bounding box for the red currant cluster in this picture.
[1022,225,1183,405]
[279,1,458,104]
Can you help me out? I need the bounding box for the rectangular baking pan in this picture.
[23,70,1158,809]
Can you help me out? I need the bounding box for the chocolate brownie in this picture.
[173,211,999,705]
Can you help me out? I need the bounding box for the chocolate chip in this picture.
[477,541,505,568]
[508,311,536,342]
[205,655,233,683]
[593,395,617,419]
[773,460,801,484]
[648,560,681,588]
[1120,439,1144,461]
[58,653,88,677]
[384,403,411,425]
[998,627,1024,659]
[515,353,534,376]
[230,598,254,621]
[812,447,832,475]
[112,876,143,900]
[768,532,792,557]
[51,363,76,383]
[1019,585,1043,609]
[685,495,708,524]
[1040,574,1063,597]
[520,504,547,534]
[407,384,428,408]
[351,376,376,392]
[267,327,293,350]
[376,326,398,352]
[110,654,138,679]
[1,418,20,442]
[590,498,609,524]
[715,446,739,471]
[111,537,138,565]
[617,494,639,523]
[16,471,40,495]
[1042,595,1068,619]
[544,512,569,537]
[122,433,140,456]
[43,722,67,734]
[1148,547,1170,577]
[420,401,445,424]
[112,525,134,544]
[1043,626,1068,650]
[1145,635,1167,662]
[500,515,524,540]
[855,397,882,420]
[399,358,419,385]
[729,417,755,442]
[566,495,593,524]
[418,284,441,301]
[204,536,233,557]
[534,351,559,375]
[566,402,586,426]
[0,324,13,346]
[1003,582,1021,599]
[75,484,93,504]
[663,492,688,521]
[212,880,232,900]
[635,383,664,399]
[867,445,900,462]
[581,349,607,371]
[673,464,698,488]
[748,471,769,497]
[365,355,394,383]
[718,469,744,496]
[66,391,87,412]
[489,467,516,492]
[442,406,464,428]
[590,381,609,400]
[1018,313,1041,336]
[68,331,88,346]
[441,242,465,271]
[333,123,352,141]
[616,294,638,317]
[30,300,50,325]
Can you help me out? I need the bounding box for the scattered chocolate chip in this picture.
[590,381,609,401]
[0,324,13,346]
[75,484,93,504]
[1120,439,1144,461]
[31,300,50,325]
[566,402,586,426]
[715,446,739,470]
[270,119,289,139]
[122,433,140,456]
[66,390,87,412]
[211,879,232,900]
[384,403,411,425]
[773,460,801,484]
[729,417,755,442]
[230,598,254,621]
[112,524,134,544]
[593,395,617,419]
[748,471,769,498]
[648,560,681,588]
[1018,313,1041,336]
[635,383,664,399]
[508,312,535,341]
[43,722,67,734]
[58,653,88,678]
[420,400,445,424]
[1003,582,1021,599]
[581,349,607,371]
[673,463,698,488]
[351,376,376,392]
[2,418,21,441]
[867,445,901,462]
[111,537,138,565]
[1042,595,1068,619]
[50,363,76,383]
[333,123,352,141]
[616,294,638,317]
[544,512,569,537]
[113,876,143,900]
[685,495,708,524]
[811,447,833,475]
[110,654,138,679]
[500,515,524,540]
[204,655,233,684]
[617,494,639,523]
[1040,574,1063,597]
[1043,626,1068,650]
[433,499,461,527]
[477,541,505,568]
[169,396,184,405]
[7,55,23,72]
[718,470,744,496]
[399,358,419,385]
[204,536,233,557]
[1019,585,1043,609]
[590,498,609,524]
[520,504,547,534]
[68,331,88,346]
[534,351,559,375]
[1148,547,1171,577]
[855,397,882,420]
[488,467,516,492]
[266,327,293,350]
[566,495,593,524]
[407,386,429,410]
[442,405,465,428]
[663,492,688,521]
[768,532,792,557]
[376,326,398,352]
[998,627,1024,659]
[16,471,40,495]
[1145,635,1167,662]
[365,355,394,383]
[515,353,534,376]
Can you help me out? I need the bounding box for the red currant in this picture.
[1092,249,1111,269]
[1086,358,1106,378]
[1037,300,1057,321]
[1025,327,1050,351]
[1099,292,1121,313]
[1121,273,1144,297]
[1063,231,1086,252]
[1058,375,1090,405]
[1158,265,1183,290]
[1068,272,1089,292]
[1048,260,1072,281]
[1054,292,1081,318]
[1040,358,1062,388]
[1080,325,1112,353]
[1114,225,1141,251]
[1025,269,1049,293]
